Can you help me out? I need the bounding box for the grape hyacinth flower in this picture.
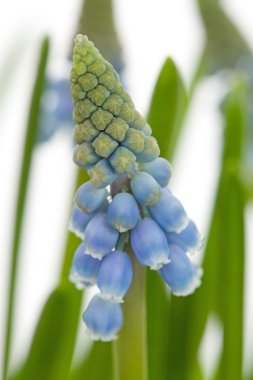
[69,242,101,289]
[97,251,133,302]
[131,218,170,270]
[166,219,203,253]
[139,157,172,187]
[107,192,140,232]
[130,171,161,206]
[84,213,119,259]
[160,245,203,296]
[68,34,203,341]
[74,181,108,213]
[68,205,93,239]
[83,294,123,341]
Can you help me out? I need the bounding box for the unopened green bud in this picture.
[91,108,113,130]
[73,99,97,124]
[92,132,118,158]
[78,73,98,92]
[136,136,160,162]
[73,120,99,144]
[87,85,110,106]
[122,128,145,154]
[103,94,123,115]
[88,159,117,188]
[88,58,107,77]
[73,142,100,168]
[109,146,136,173]
[105,118,129,142]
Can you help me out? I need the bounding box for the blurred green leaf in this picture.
[0,36,27,112]
[146,58,187,380]
[167,76,247,380]
[69,342,113,380]
[197,0,251,74]
[147,57,187,159]
[16,284,82,380]
[9,169,91,380]
[3,37,50,380]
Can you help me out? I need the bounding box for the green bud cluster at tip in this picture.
[71,34,160,188]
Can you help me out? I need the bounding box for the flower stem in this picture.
[113,244,148,380]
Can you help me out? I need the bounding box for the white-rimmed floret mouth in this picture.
[150,257,171,270]
[173,267,204,297]
[84,245,104,260]
[171,216,190,234]
[85,328,119,342]
[68,222,85,240]
[69,271,97,289]
[99,292,124,304]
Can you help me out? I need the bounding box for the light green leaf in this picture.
[3,37,50,380]
[147,57,187,159]
[69,342,113,380]
[146,58,187,380]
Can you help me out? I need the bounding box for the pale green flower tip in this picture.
[88,159,117,188]
[73,142,100,169]
[105,118,129,142]
[130,111,146,130]
[91,108,113,130]
[87,85,110,106]
[119,102,135,123]
[122,128,145,154]
[71,82,86,103]
[103,94,123,115]
[98,70,115,90]
[109,146,136,174]
[78,73,98,92]
[142,123,152,136]
[136,136,160,163]
[73,120,99,144]
[92,132,118,158]
[88,58,107,77]
[73,99,97,124]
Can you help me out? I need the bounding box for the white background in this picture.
[0,0,252,378]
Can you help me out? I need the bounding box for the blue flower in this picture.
[130,218,170,269]
[75,181,108,214]
[69,242,101,289]
[160,245,202,296]
[130,172,161,206]
[140,157,172,187]
[68,205,93,239]
[97,251,133,302]
[38,77,73,143]
[166,219,202,253]
[84,213,119,259]
[83,294,123,341]
[106,192,140,232]
[148,187,188,233]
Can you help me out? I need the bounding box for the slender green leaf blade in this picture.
[3,37,50,380]
[146,58,187,380]
[69,342,113,380]
[147,57,187,159]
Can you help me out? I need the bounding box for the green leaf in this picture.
[9,169,89,380]
[146,59,187,380]
[167,76,247,380]
[16,284,82,380]
[147,57,187,159]
[69,342,113,380]
[3,37,50,380]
